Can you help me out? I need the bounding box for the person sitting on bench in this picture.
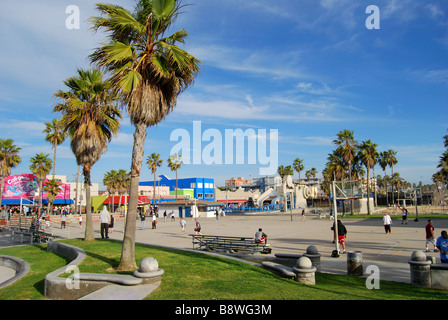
[255,228,267,245]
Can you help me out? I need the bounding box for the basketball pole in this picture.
[332,181,339,254]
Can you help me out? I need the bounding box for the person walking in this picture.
[425,219,438,252]
[179,217,187,235]
[301,208,305,222]
[436,231,448,264]
[194,218,202,235]
[383,212,392,234]
[99,206,111,239]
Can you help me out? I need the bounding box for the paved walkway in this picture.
[1,212,447,286]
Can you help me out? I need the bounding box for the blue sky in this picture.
[0,0,447,188]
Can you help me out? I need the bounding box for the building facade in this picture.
[140,175,215,202]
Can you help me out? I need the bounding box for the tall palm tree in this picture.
[326,152,346,181]
[43,178,61,216]
[333,129,357,214]
[104,169,119,213]
[277,165,293,212]
[29,153,52,217]
[292,158,304,184]
[116,169,131,213]
[386,149,398,205]
[43,118,67,179]
[0,139,22,206]
[54,68,122,241]
[90,0,201,270]
[358,140,379,215]
[167,153,183,200]
[378,151,390,205]
[333,129,357,181]
[146,153,163,207]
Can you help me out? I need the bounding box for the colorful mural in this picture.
[2,174,70,200]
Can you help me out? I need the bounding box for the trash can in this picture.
[347,251,363,276]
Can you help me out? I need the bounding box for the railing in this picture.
[225,203,284,214]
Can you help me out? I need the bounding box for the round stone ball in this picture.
[139,257,159,273]
[411,251,426,262]
[306,245,319,255]
[295,256,312,269]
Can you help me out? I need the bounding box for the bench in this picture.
[10,227,54,244]
[261,261,296,278]
[190,234,272,255]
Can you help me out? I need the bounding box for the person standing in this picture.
[383,212,392,234]
[425,219,438,252]
[99,206,111,239]
[61,213,66,229]
[301,208,306,222]
[330,219,348,253]
[436,231,448,263]
[179,217,186,235]
[401,207,408,225]
[140,212,146,230]
[152,213,157,229]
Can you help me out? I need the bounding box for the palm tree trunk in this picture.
[38,181,43,217]
[118,122,146,271]
[366,168,371,215]
[175,169,178,200]
[83,167,95,241]
[52,141,57,179]
[0,177,5,208]
[391,166,395,206]
[153,173,156,208]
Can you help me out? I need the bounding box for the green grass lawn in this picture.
[1,239,448,300]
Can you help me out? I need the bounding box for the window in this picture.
[197,182,203,188]
[190,183,196,188]
[197,193,203,199]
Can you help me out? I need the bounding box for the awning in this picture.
[103,196,150,205]
[217,199,248,204]
[0,198,74,205]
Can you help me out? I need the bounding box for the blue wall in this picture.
[140,175,215,202]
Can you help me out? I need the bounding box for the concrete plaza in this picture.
[1,211,447,284]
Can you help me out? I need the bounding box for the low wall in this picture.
[44,241,99,300]
[0,255,30,289]
[409,251,448,290]
[44,241,162,300]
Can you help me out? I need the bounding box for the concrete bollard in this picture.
[303,245,321,272]
[293,256,317,285]
[347,251,363,276]
[133,257,164,285]
[408,251,431,288]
